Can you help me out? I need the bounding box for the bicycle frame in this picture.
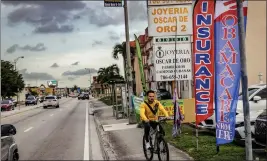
[149,123,163,152]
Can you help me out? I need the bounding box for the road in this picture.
[1,98,103,160]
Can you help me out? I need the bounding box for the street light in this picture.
[14,56,24,70]
[13,56,24,110]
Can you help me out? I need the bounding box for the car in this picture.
[25,96,38,106]
[78,93,89,100]
[199,84,267,129]
[78,94,84,100]
[1,100,14,111]
[1,124,19,161]
[43,96,59,109]
[156,89,172,100]
[57,94,61,99]
[254,109,267,147]
[6,98,17,107]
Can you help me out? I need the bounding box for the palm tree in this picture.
[112,42,135,80]
[73,85,78,92]
[97,64,124,93]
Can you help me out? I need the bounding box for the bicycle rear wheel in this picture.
[157,137,169,161]
[143,135,153,161]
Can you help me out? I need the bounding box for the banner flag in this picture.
[193,0,215,126]
[214,0,248,145]
[134,34,148,96]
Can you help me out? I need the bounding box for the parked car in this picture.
[156,89,172,100]
[254,109,267,147]
[25,95,38,106]
[1,100,14,111]
[1,124,19,161]
[43,96,59,109]
[199,84,267,129]
[78,94,84,100]
[6,98,17,107]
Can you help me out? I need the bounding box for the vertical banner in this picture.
[134,34,148,95]
[193,0,215,126]
[215,0,248,145]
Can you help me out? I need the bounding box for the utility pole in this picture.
[14,56,24,110]
[124,0,136,124]
[237,0,253,160]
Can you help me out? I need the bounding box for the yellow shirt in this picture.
[140,100,169,121]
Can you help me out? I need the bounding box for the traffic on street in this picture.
[1,98,103,160]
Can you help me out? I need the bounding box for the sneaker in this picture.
[146,142,151,149]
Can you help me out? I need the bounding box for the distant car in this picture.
[1,124,19,161]
[57,95,61,99]
[25,96,38,106]
[254,109,267,147]
[1,100,14,111]
[78,93,89,100]
[6,98,17,107]
[43,96,59,109]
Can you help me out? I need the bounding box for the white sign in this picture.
[154,43,192,81]
[148,0,192,6]
[153,35,191,44]
[148,5,193,36]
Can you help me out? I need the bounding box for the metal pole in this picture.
[124,0,136,124]
[237,0,253,160]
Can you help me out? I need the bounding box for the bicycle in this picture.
[142,119,170,161]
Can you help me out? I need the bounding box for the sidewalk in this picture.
[92,98,193,160]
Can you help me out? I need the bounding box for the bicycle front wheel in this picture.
[157,137,169,161]
[143,135,153,161]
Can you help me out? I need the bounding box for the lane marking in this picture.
[24,127,33,132]
[83,102,90,160]
[50,114,54,116]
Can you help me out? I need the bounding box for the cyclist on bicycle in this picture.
[140,90,170,149]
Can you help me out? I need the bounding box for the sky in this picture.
[1,0,147,88]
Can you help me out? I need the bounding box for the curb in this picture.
[92,103,117,160]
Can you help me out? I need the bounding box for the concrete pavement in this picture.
[92,98,193,160]
[1,98,103,160]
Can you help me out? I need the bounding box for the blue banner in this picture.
[214,0,247,145]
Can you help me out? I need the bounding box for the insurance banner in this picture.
[193,0,215,126]
[214,0,248,145]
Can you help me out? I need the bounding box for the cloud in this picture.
[5,1,87,33]
[68,77,76,81]
[62,68,97,76]
[108,31,120,41]
[19,68,55,80]
[34,22,74,34]
[50,63,59,68]
[92,40,103,47]
[86,1,146,27]
[6,43,47,54]
[71,61,79,66]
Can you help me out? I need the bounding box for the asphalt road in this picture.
[1,98,103,160]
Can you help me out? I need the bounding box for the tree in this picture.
[1,60,25,99]
[97,64,124,93]
[73,85,78,92]
[112,42,135,80]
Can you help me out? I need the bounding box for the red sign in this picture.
[193,0,215,125]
